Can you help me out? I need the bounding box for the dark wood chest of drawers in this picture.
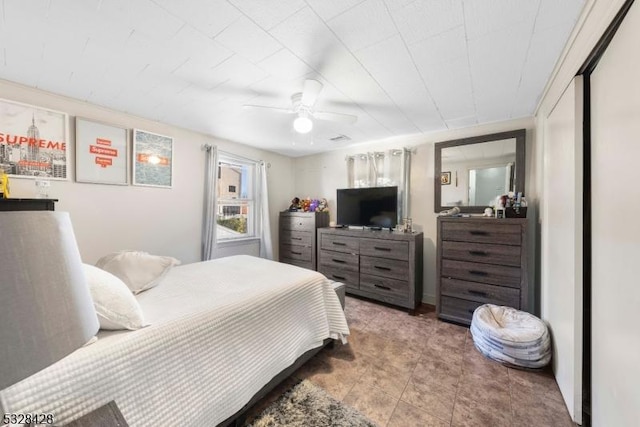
[317,228,423,312]
[279,211,329,270]
[0,198,58,211]
[436,217,528,325]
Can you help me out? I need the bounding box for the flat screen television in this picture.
[337,186,398,228]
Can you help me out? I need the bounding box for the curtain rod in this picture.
[216,149,271,168]
[344,147,415,161]
[201,144,270,167]
[219,150,258,164]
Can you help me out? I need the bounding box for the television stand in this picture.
[317,228,423,313]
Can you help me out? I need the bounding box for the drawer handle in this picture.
[374,266,392,271]
[373,246,391,252]
[469,270,488,276]
[468,250,488,256]
[291,251,302,255]
[468,290,488,297]
[332,274,346,280]
[332,242,347,246]
[291,237,303,241]
[469,230,489,236]
[332,258,346,264]
[374,284,391,290]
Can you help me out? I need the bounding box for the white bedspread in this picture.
[0,255,349,426]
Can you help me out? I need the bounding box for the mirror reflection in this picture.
[434,129,525,214]
[441,138,516,207]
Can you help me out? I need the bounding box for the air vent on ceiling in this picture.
[329,134,351,142]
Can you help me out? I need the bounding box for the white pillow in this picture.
[96,250,181,294]
[83,263,148,330]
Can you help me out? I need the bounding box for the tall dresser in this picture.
[279,211,329,270]
[436,217,528,325]
[317,228,423,313]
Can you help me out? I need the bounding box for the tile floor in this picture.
[252,296,576,427]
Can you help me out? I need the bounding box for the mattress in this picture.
[0,255,349,426]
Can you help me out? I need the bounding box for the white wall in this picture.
[590,2,640,425]
[0,79,295,264]
[293,117,536,305]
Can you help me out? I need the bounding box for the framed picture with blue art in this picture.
[132,129,173,188]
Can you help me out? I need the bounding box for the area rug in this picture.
[247,380,376,427]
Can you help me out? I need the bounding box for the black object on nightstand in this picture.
[0,198,58,211]
[65,401,128,427]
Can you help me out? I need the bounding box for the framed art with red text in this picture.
[76,117,128,185]
[0,98,69,180]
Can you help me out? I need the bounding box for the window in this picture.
[216,154,256,242]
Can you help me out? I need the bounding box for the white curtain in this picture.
[202,145,218,261]
[257,161,273,260]
[346,148,412,220]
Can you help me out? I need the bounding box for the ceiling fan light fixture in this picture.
[293,114,313,134]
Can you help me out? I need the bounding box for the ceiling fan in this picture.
[243,79,358,134]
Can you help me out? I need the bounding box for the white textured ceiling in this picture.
[0,0,585,157]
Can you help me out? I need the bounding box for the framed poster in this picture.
[440,171,451,185]
[0,98,69,180]
[133,129,173,188]
[76,118,128,185]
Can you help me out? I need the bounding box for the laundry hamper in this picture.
[470,304,551,369]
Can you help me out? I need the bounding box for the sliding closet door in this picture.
[542,77,583,424]
[590,2,640,425]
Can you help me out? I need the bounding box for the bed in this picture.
[0,255,349,426]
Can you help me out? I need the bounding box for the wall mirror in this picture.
[434,129,526,213]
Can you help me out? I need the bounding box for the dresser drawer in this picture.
[360,238,409,261]
[440,278,520,307]
[360,256,409,281]
[360,274,409,300]
[319,266,359,290]
[441,221,521,246]
[441,259,521,288]
[319,250,359,272]
[440,296,484,324]
[281,258,312,270]
[320,233,360,254]
[280,244,312,261]
[280,215,315,231]
[441,241,521,267]
[280,229,312,246]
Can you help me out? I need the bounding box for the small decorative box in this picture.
[505,207,527,218]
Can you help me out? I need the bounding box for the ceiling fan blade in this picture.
[314,111,358,125]
[301,79,323,107]
[243,104,294,114]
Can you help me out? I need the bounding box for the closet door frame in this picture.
[577,1,636,425]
